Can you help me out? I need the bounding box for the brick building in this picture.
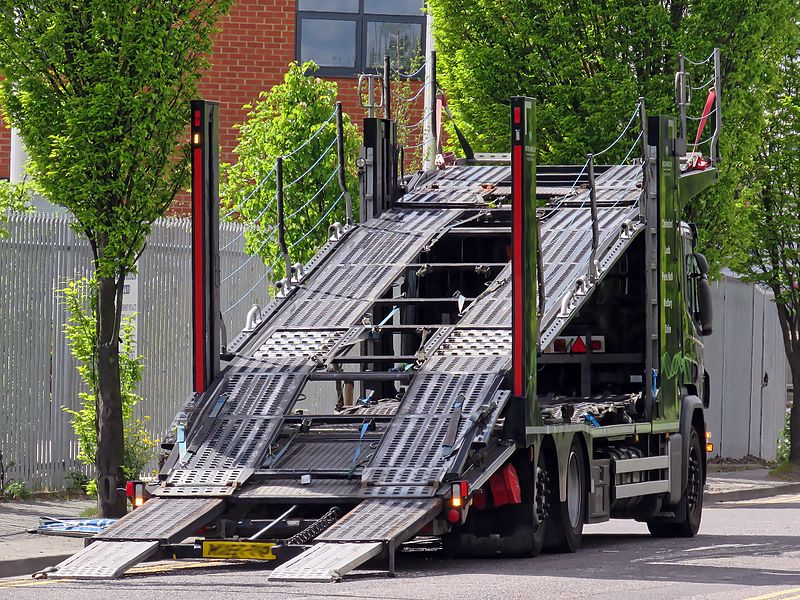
[1,1,428,215]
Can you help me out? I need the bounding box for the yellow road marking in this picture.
[0,579,54,589]
[742,587,800,600]
[728,494,800,506]
[128,559,239,575]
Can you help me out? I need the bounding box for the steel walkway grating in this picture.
[268,499,441,582]
[317,498,441,542]
[96,497,224,542]
[434,328,512,357]
[268,541,383,582]
[49,540,159,579]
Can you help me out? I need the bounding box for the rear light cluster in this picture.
[445,464,525,524]
[447,480,469,523]
[125,480,147,509]
[705,431,714,454]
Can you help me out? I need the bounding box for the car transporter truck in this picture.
[48,49,722,582]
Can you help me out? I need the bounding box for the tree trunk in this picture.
[789,360,800,465]
[775,302,799,465]
[95,275,127,518]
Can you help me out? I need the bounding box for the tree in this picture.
[427,0,795,271]
[735,50,800,464]
[0,0,232,517]
[62,277,154,492]
[221,62,359,279]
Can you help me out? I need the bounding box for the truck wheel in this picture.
[544,437,586,553]
[647,426,703,537]
[531,448,552,556]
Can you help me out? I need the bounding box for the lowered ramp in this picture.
[269,498,441,581]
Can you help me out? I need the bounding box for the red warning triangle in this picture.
[571,336,587,353]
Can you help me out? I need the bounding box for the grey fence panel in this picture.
[748,288,766,456]
[0,213,269,489]
[760,293,788,459]
[704,275,789,460]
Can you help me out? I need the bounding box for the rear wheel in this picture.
[544,436,586,553]
[647,426,703,537]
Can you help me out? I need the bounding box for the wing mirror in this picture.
[693,253,713,336]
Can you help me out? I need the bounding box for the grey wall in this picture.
[703,274,788,460]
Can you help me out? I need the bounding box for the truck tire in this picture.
[525,448,549,557]
[544,437,586,553]
[647,426,703,537]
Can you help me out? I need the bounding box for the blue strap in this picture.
[584,413,601,427]
[651,368,659,400]
[348,421,371,477]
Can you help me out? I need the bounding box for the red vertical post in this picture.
[510,97,538,428]
[190,100,221,394]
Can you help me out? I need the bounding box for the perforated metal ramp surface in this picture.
[268,542,383,582]
[456,164,644,348]
[49,540,159,579]
[162,208,459,497]
[317,498,441,542]
[362,354,509,497]
[96,497,224,542]
[268,498,440,582]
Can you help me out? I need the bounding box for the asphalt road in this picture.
[1,494,799,600]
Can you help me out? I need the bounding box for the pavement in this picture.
[0,498,94,578]
[0,469,796,581]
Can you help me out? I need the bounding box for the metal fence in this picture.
[0,213,268,490]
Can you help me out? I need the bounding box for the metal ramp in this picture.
[48,497,224,579]
[49,540,160,580]
[157,208,460,497]
[268,498,441,581]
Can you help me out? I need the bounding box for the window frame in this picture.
[296,13,363,77]
[296,1,426,78]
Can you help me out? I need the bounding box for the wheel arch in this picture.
[553,432,591,504]
[679,394,706,490]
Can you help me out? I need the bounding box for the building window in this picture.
[297,0,425,76]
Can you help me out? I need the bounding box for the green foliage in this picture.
[777,411,791,466]
[221,62,359,280]
[3,480,31,500]
[0,179,33,238]
[427,0,796,271]
[61,277,155,481]
[0,0,233,278]
[733,46,800,463]
[65,471,91,495]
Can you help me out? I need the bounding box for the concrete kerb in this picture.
[705,480,800,504]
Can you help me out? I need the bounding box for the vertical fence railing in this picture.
[0,213,254,489]
[383,54,392,120]
[276,156,293,290]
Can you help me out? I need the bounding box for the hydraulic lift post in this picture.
[190,100,222,394]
